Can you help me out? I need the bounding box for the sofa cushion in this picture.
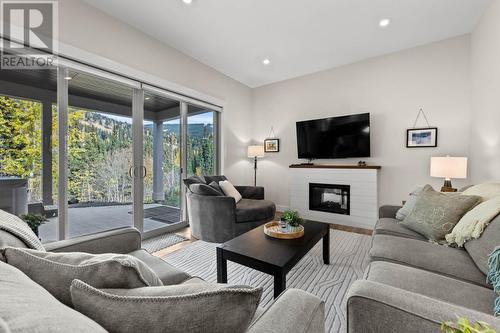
[204,175,227,184]
[0,209,45,251]
[365,261,495,314]
[219,180,242,203]
[446,196,500,247]
[3,247,163,306]
[401,186,481,241]
[465,215,500,275]
[128,249,191,285]
[190,183,223,196]
[370,234,489,288]
[236,199,275,223]
[395,185,426,220]
[373,218,427,240]
[208,181,224,195]
[70,279,262,333]
[183,175,206,189]
[0,230,27,250]
[0,261,106,332]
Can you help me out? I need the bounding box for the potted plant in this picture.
[281,210,303,232]
[441,317,496,333]
[20,214,47,238]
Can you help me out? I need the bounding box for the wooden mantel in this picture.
[289,164,381,170]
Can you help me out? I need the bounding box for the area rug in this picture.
[143,232,188,253]
[161,230,371,333]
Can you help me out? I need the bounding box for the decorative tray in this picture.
[264,221,304,239]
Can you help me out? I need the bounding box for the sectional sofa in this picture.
[0,225,324,333]
[347,205,500,332]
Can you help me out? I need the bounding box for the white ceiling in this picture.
[83,0,491,88]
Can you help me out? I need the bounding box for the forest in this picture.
[0,95,215,208]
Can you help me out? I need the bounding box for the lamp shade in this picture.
[247,145,264,158]
[430,156,467,179]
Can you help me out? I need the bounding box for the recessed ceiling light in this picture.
[182,0,192,4]
[145,97,151,100]
[64,76,72,80]
[379,18,391,27]
[262,58,271,65]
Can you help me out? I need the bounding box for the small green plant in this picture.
[20,214,46,236]
[281,210,303,227]
[441,317,496,333]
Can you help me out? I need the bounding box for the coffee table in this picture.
[216,220,330,298]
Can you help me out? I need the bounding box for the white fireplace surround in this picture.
[289,166,380,229]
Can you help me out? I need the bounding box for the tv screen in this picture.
[296,113,370,159]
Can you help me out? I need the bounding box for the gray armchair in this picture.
[185,176,276,243]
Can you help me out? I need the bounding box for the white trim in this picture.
[132,88,144,232]
[142,84,222,112]
[57,67,68,240]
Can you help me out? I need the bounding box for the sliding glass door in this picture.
[0,49,221,242]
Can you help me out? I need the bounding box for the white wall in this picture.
[57,0,254,184]
[252,36,472,207]
[470,0,500,183]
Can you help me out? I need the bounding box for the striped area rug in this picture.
[161,230,371,333]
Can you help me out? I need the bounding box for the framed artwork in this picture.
[264,138,280,152]
[406,127,438,148]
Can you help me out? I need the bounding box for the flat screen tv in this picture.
[296,113,370,160]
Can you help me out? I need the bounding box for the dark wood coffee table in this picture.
[216,220,330,298]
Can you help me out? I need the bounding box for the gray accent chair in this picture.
[347,205,500,332]
[185,175,276,243]
[0,225,324,332]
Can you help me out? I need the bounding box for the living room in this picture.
[1,0,500,332]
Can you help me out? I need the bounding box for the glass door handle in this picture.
[128,166,134,178]
[142,166,147,178]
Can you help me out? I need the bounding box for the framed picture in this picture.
[406,127,438,148]
[264,138,280,152]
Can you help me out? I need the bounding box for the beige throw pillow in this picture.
[401,186,481,241]
[446,196,500,247]
[2,248,163,306]
[70,279,262,333]
[219,180,242,203]
[462,182,500,202]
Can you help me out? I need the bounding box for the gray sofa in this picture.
[185,175,276,243]
[0,226,324,332]
[347,205,500,332]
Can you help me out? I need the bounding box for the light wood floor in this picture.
[152,219,373,257]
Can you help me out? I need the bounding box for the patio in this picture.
[38,204,181,243]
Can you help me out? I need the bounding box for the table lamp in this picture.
[430,155,467,192]
[247,145,264,186]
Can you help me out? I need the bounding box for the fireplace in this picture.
[309,183,350,215]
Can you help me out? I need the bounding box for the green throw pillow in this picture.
[401,185,481,241]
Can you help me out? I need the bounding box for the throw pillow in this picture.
[487,246,500,316]
[0,262,107,333]
[2,248,163,306]
[401,186,481,241]
[183,175,206,190]
[208,181,224,195]
[219,180,242,203]
[395,185,427,220]
[446,196,500,247]
[0,209,45,251]
[462,182,500,202]
[190,183,223,196]
[70,279,263,333]
[204,175,227,184]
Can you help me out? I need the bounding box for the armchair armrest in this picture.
[235,186,265,200]
[378,205,402,219]
[44,227,141,254]
[347,280,500,333]
[247,289,324,333]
